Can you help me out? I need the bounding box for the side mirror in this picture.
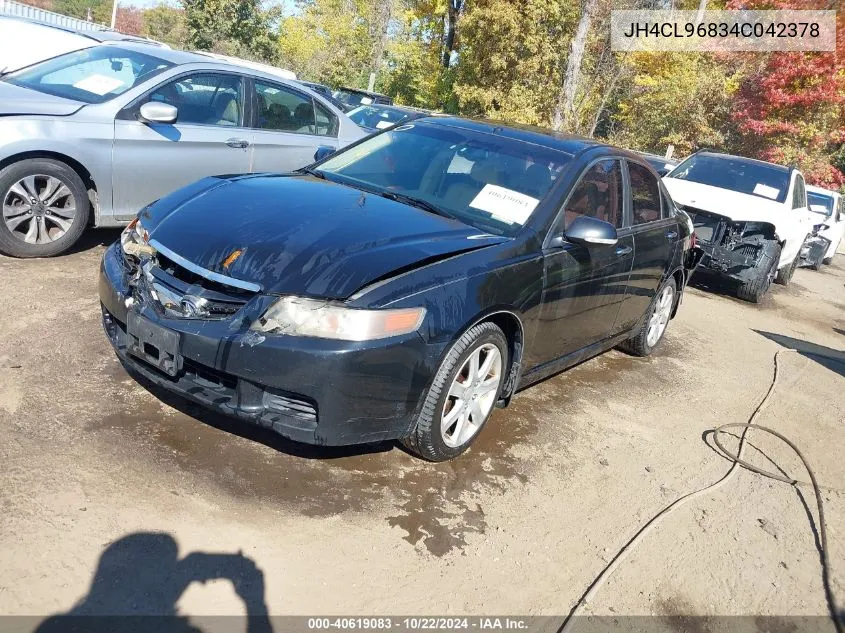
[813,223,830,234]
[563,216,619,247]
[313,145,335,162]
[139,102,177,125]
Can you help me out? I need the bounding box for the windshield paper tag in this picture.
[73,74,124,96]
[360,97,373,105]
[470,184,539,225]
[753,183,780,199]
[375,121,392,130]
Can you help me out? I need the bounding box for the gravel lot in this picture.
[1,232,843,628]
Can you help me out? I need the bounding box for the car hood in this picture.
[143,174,509,299]
[0,81,86,116]
[663,178,786,225]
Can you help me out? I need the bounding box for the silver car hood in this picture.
[0,81,85,116]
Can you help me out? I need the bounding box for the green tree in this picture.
[610,52,742,156]
[142,4,188,48]
[53,0,110,24]
[181,0,280,62]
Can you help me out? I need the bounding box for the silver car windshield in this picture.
[6,46,173,104]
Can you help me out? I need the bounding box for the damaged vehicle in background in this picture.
[663,151,814,303]
[100,117,695,461]
[806,184,844,265]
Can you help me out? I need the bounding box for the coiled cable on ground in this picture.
[559,348,843,633]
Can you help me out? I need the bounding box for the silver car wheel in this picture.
[2,175,77,244]
[441,343,502,448]
[646,284,675,348]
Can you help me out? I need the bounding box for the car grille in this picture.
[149,254,255,320]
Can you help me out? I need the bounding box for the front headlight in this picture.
[120,217,154,257]
[251,296,426,341]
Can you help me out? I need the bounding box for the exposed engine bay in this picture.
[679,206,778,283]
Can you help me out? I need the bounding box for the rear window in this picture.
[667,153,790,203]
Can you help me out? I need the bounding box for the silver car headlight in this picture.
[251,296,426,341]
[120,217,154,257]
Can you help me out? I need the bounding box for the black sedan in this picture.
[99,118,694,461]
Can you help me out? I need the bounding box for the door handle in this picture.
[665,230,678,240]
[615,245,632,256]
[225,138,250,148]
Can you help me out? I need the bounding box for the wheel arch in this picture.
[450,308,526,406]
[0,151,98,225]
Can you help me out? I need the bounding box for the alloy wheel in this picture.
[646,284,675,348]
[2,175,77,244]
[441,343,502,448]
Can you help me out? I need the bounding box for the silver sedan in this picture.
[0,42,365,257]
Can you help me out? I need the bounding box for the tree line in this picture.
[27,0,845,188]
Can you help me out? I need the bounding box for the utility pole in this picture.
[110,0,118,29]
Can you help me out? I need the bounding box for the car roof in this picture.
[807,184,838,196]
[692,150,791,173]
[416,116,613,156]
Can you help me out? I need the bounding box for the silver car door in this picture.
[249,78,340,173]
[111,71,251,220]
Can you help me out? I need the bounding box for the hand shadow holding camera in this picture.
[35,532,272,633]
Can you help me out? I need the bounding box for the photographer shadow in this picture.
[35,532,272,633]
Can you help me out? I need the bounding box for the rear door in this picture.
[248,78,340,173]
[112,71,251,220]
[613,160,677,333]
[534,158,634,366]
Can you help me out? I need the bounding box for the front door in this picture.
[112,72,252,220]
[249,79,340,173]
[534,158,634,366]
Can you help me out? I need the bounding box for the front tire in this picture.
[736,242,780,303]
[0,158,90,258]
[774,247,800,286]
[402,322,508,462]
[618,277,676,357]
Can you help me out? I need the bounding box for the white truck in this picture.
[663,151,814,302]
[806,184,844,265]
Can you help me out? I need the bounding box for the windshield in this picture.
[347,106,409,130]
[667,153,790,203]
[313,122,572,236]
[6,46,173,104]
[807,191,834,217]
[333,89,376,107]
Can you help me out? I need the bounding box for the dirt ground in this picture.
[1,231,843,629]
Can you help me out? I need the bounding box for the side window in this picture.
[792,175,806,209]
[563,159,624,229]
[314,100,339,137]
[147,73,243,127]
[628,161,662,225]
[255,81,316,135]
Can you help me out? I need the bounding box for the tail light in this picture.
[690,231,698,249]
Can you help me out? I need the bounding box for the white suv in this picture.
[807,184,844,265]
[663,151,814,302]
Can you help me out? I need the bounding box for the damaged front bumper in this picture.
[798,234,831,269]
[99,242,444,447]
[682,208,775,284]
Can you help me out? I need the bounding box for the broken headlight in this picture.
[251,296,426,341]
[120,217,154,258]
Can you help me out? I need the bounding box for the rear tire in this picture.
[402,322,508,462]
[0,158,90,258]
[736,242,780,303]
[774,248,800,286]
[618,277,676,357]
